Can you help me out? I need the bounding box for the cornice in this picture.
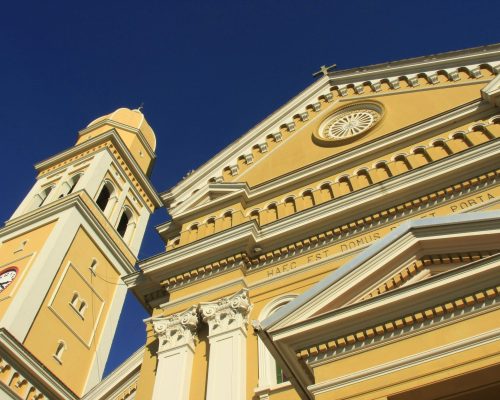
[255,217,500,400]
[301,277,500,366]
[34,129,162,209]
[0,328,78,400]
[308,327,500,397]
[163,44,500,214]
[326,43,500,84]
[168,99,492,223]
[78,118,156,160]
[82,346,143,400]
[133,143,499,305]
[261,212,500,334]
[481,73,500,107]
[0,191,137,274]
[161,75,332,207]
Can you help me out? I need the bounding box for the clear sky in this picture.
[0,0,499,377]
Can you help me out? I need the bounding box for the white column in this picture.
[151,306,198,400]
[200,289,252,400]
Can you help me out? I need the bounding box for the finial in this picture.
[138,102,144,112]
[313,64,337,78]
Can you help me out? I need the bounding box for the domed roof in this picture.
[87,107,156,151]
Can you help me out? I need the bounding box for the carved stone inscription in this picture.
[259,186,498,281]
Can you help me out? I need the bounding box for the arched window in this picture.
[206,218,216,235]
[432,140,453,158]
[302,190,315,208]
[338,176,353,194]
[257,295,296,389]
[375,161,392,180]
[223,211,233,228]
[394,154,412,173]
[67,174,82,195]
[283,197,296,216]
[356,169,373,188]
[266,204,278,223]
[70,292,79,307]
[320,183,334,201]
[189,224,199,242]
[78,300,87,317]
[89,258,98,275]
[36,186,54,208]
[53,340,66,363]
[96,182,114,212]
[249,210,260,224]
[117,209,132,238]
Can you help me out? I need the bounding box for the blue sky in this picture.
[0,0,498,377]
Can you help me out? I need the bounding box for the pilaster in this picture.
[200,289,252,400]
[151,305,199,400]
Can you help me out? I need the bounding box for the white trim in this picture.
[82,346,143,400]
[163,44,500,213]
[83,282,127,393]
[169,100,491,221]
[0,329,78,399]
[34,129,161,209]
[0,210,80,341]
[308,328,500,395]
[137,139,499,286]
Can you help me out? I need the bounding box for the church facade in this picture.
[0,43,499,400]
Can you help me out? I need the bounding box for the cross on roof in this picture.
[313,64,337,78]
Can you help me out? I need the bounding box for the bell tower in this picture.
[0,108,161,399]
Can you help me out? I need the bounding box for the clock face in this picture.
[0,268,17,293]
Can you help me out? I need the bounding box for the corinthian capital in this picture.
[152,305,199,353]
[199,288,252,336]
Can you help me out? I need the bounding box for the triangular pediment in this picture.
[233,83,489,187]
[162,46,500,214]
[261,211,500,332]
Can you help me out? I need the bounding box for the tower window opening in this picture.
[70,292,79,307]
[117,209,132,238]
[96,184,112,211]
[38,186,53,207]
[53,341,66,364]
[78,300,87,316]
[67,174,82,195]
[89,258,98,275]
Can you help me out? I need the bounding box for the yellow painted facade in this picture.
[1,44,500,400]
[23,227,120,394]
[131,44,500,400]
[0,107,160,399]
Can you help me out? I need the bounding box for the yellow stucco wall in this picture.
[313,308,500,400]
[23,226,121,396]
[0,221,57,319]
[170,81,500,248]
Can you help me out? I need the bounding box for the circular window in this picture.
[314,103,383,146]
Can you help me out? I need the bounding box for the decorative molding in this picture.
[34,130,161,210]
[244,154,254,164]
[168,99,493,221]
[311,102,321,112]
[162,45,500,213]
[297,282,500,363]
[308,327,500,396]
[271,132,282,142]
[229,165,239,176]
[200,289,252,336]
[152,305,199,352]
[0,329,78,400]
[150,167,498,294]
[257,143,268,153]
